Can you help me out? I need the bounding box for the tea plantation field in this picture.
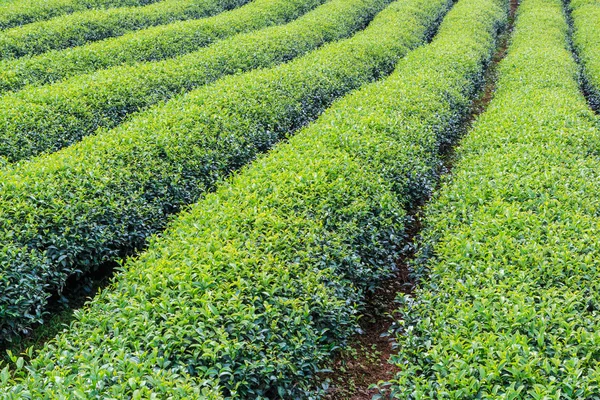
[0,0,599,397]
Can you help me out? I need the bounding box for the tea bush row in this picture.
[571,0,600,109]
[0,0,159,30]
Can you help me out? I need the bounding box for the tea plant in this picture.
[0,0,312,93]
[570,0,600,109]
[0,0,376,162]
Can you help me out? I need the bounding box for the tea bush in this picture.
[570,0,600,109]
[0,0,378,162]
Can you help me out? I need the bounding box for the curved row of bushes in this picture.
[0,0,451,342]
[386,0,600,397]
[570,0,600,110]
[0,0,317,94]
[0,0,246,59]
[0,0,385,163]
[0,0,159,30]
[0,0,506,396]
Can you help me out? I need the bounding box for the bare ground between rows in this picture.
[321,0,519,398]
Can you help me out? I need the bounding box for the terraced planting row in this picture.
[0,0,507,396]
[386,0,600,396]
[0,0,246,59]
[0,0,452,340]
[0,0,160,30]
[571,0,600,109]
[0,0,384,162]
[0,0,320,93]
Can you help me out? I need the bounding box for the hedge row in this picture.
[0,0,506,396]
[0,0,159,30]
[0,0,246,60]
[0,0,385,163]
[0,0,452,341]
[386,0,600,397]
[570,0,600,110]
[0,0,318,94]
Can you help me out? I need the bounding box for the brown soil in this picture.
[323,269,411,400]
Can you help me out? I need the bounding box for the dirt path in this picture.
[323,262,412,400]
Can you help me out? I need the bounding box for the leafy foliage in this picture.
[570,0,600,110]
[0,0,450,340]
[0,0,246,59]
[1,0,505,396]
[0,0,309,93]
[386,0,600,397]
[0,0,161,30]
[0,0,378,162]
